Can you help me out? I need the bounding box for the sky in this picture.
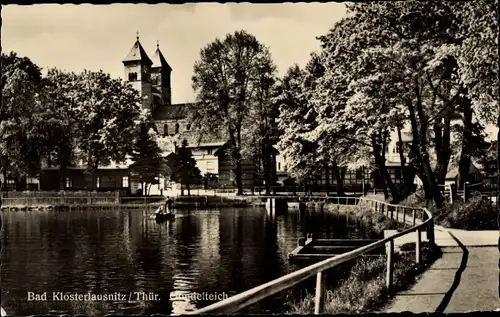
[3,3,347,104]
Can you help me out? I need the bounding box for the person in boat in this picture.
[164,196,175,215]
[154,205,164,216]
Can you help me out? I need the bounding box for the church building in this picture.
[37,35,277,193]
[122,35,276,193]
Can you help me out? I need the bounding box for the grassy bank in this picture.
[325,203,408,234]
[286,241,441,313]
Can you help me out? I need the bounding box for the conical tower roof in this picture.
[151,43,172,71]
[123,34,152,65]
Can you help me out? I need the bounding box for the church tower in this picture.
[123,33,154,112]
[150,41,172,107]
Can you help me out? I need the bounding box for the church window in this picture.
[163,124,168,137]
[175,123,179,134]
[128,72,138,81]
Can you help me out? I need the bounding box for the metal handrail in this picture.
[189,196,433,314]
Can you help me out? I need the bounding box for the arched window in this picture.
[186,123,191,131]
[175,123,179,134]
[163,124,168,137]
[128,72,137,81]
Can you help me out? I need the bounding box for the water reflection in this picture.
[1,206,377,315]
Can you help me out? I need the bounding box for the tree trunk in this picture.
[434,115,452,186]
[236,127,244,196]
[262,136,270,196]
[1,156,8,191]
[187,183,191,196]
[14,171,20,191]
[459,96,473,190]
[396,124,413,198]
[180,184,184,196]
[228,128,244,196]
[325,164,330,195]
[406,98,444,207]
[332,161,345,196]
[372,133,401,203]
[91,161,99,192]
[381,132,390,199]
[59,159,69,190]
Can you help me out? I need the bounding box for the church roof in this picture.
[151,46,172,71]
[123,39,153,65]
[153,103,191,120]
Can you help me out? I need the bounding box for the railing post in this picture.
[386,240,394,290]
[403,207,406,224]
[390,206,393,219]
[314,271,326,314]
[412,209,416,226]
[381,204,385,215]
[427,217,435,245]
[395,206,399,221]
[416,227,421,265]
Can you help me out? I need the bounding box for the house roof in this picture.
[213,142,279,156]
[151,46,172,71]
[445,163,482,180]
[153,103,191,120]
[176,129,227,147]
[123,39,153,65]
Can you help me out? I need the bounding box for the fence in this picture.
[188,196,434,314]
[1,197,119,206]
[0,191,118,199]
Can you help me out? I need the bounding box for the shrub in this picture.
[433,193,497,230]
[399,189,429,208]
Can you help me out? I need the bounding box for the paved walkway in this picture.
[382,225,500,312]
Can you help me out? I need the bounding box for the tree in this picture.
[0,52,42,190]
[245,55,278,195]
[34,68,81,189]
[129,120,168,196]
[320,2,479,206]
[454,0,499,189]
[275,65,319,183]
[308,16,398,199]
[73,70,143,188]
[191,30,277,195]
[168,140,202,196]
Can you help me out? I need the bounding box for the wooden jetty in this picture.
[288,233,384,262]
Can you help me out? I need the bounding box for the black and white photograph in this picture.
[0,1,499,316]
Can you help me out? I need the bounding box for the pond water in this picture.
[1,206,380,315]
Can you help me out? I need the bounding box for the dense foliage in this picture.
[191,30,279,195]
[276,1,498,205]
[167,140,202,196]
[0,52,149,191]
[130,120,168,195]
